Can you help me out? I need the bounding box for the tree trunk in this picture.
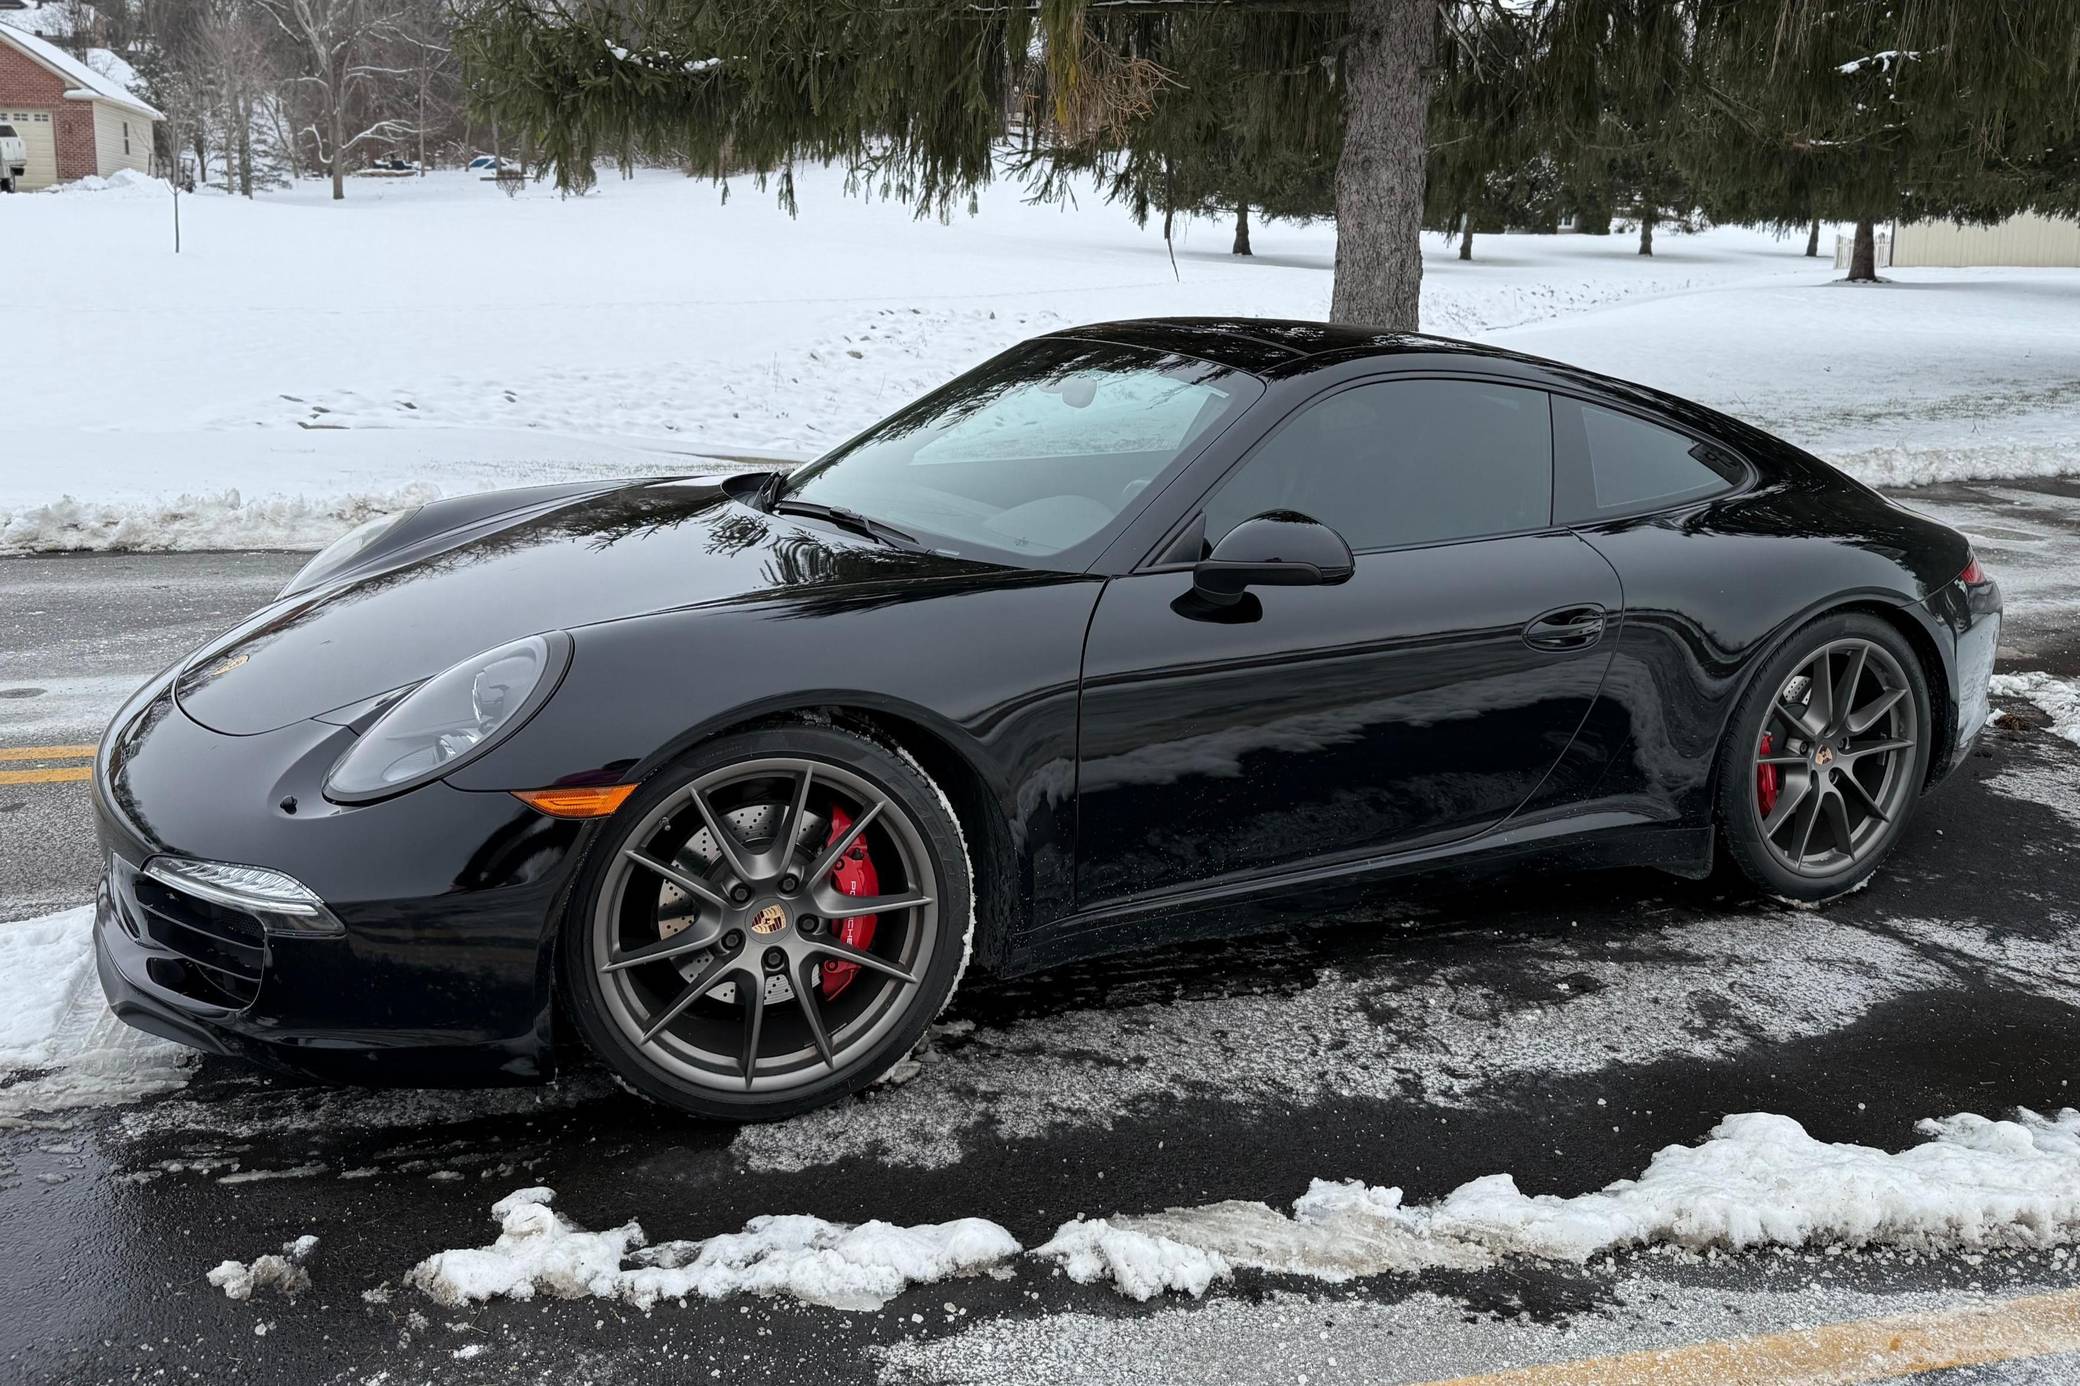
[237,97,253,198]
[1328,0,1435,329]
[330,100,344,200]
[1805,218,1821,257]
[1458,213,1473,261]
[1847,217,1879,281]
[1232,202,1252,256]
[1638,210,1655,256]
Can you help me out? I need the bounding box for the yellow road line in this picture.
[0,744,96,762]
[0,766,94,785]
[1425,1286,2080,1386]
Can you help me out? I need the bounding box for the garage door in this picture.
[2,109,57,190]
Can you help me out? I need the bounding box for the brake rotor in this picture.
[657,802,813,1006]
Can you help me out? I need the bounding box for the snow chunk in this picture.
[1035,1218,1232,1301]
[0,907,195,1116]
[207,1235,318,1300]
[1991,671,2080,747]
[408,1187,1019,1312]
[1056,1110,2080,1298]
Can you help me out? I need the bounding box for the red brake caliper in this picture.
[818,805,880,1000]
[1757,732,1781,817]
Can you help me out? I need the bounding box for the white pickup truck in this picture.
[0,121,25,192]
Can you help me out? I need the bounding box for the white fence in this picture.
[1833,232,1892,271]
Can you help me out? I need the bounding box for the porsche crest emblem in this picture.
[750,903,789,936]
[1814,744,1836,768]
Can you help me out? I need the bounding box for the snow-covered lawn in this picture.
[5,164,2075,553]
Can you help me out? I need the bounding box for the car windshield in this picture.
[780,338,1260,567]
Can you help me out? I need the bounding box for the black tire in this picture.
[561,723,973,1121]
[1716,611,1931,902]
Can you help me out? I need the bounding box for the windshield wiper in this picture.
[772,499,924,552]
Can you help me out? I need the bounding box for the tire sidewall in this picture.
[559,723,972,1121]
[1716,612,1932,901]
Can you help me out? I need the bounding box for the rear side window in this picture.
[0,126,15,138]
[1555,398,1740,522]
[1202,379,1553,552]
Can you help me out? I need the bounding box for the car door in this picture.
[1073,376,1623,910]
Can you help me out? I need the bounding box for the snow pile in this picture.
[1429,1110,2080,1259]
[0,907,196,1117]
[50,168,161,199]
[1,483,438,556]
[1034,1219,1232,1302]
[207,1235,319,1300]
[408,1186,1020,1311]
[1046,1110,2080,1299]
[1992,671,2080,747]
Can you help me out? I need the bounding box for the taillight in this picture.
[1959,553,1988,586]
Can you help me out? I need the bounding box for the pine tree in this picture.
[1688,1,2080,281]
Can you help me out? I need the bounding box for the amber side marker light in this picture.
[512,784,636,818]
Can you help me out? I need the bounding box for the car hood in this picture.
[175,477,1011,735]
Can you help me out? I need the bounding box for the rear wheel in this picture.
[1717,613,1930,901]
[562,724,971,1120]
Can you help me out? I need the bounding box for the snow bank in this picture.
[0,907,195,1117]
[0,484,438,556]
[1823,443,2080,491]
[408,1186,1020,1311]
[207,1235,319,1300]
[1992,671,2080,747]
[1043,1110,2080,1299]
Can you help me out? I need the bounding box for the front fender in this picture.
[450,572,1106,925]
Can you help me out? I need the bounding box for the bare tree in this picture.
[257,0,414,198]
[194,0,277,196]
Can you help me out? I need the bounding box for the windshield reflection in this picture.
[785,337,1261,567]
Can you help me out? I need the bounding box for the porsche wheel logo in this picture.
[751,903,788,936]
[1814,745,1835,768]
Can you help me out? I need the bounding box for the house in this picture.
[1890,212,2080,270]
[0,22,160,190]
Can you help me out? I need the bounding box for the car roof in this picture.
[1045,315,1802,475]
[1043,316,1541,376]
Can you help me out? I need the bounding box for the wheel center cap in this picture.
[1813,744,1836,768]
[750,902,790,936]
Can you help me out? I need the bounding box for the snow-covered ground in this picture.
[4,164,2075,553]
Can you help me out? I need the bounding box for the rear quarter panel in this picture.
[1572,442,1968,824]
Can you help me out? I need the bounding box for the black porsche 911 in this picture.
[93,319,2001,1119]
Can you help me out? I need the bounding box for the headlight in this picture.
[324,632,571,803]
[280,508,419,598]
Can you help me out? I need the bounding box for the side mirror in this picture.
[1193,510,1356,604]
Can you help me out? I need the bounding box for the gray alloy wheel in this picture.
[1718,614,1930,901]
[564,725,971,1119]
[1750,638,1919,876]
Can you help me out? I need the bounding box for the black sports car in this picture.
[93,319,2001,1119]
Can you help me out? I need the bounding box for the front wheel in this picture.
[562,724,972,1120]
[1716,613,1931,902]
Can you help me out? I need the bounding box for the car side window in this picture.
[1553,397,1740,522]
[1200,379,1554,553]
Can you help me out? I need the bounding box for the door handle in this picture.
[1523,605,1606,651]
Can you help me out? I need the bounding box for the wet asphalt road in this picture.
[2,482,2080,1385]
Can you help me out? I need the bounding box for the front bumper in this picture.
[92,680,590,1084]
